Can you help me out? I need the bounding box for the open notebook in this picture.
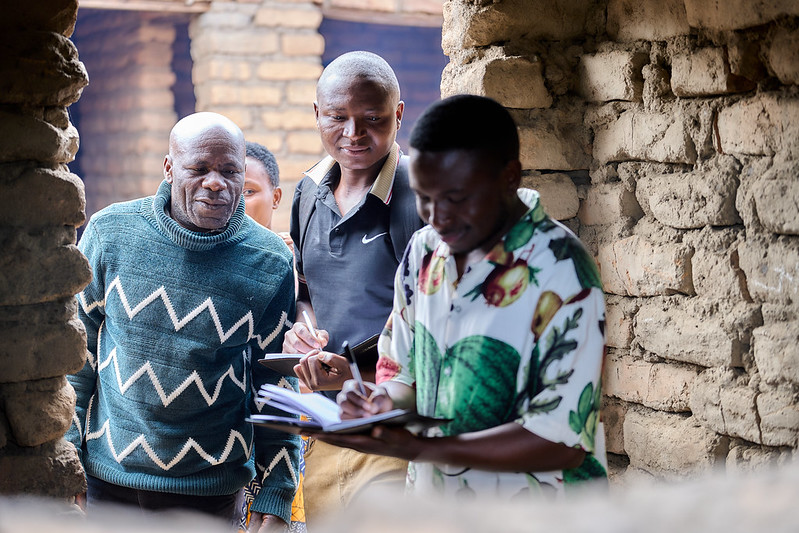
[248,384,449,435]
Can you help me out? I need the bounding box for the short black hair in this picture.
[409,95,519,165]
[245,141,280,188]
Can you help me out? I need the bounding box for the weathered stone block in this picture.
[0,110,79,165]
[593,110,697,165]
[578,183,643,226]
[597,235,694,297]
[636,164,740,230]
[727,444,792,474]
[671,47,755,97]
[0,303,86,382]
[756,387,799,447]
[443,56,551,109]
[634,298,762,367]
[442,0,590,52]
[0,166,85,229]
[256,61,322,81]
[261,108,317,131]
[685,228,748,301]
[0,439,85,498]
[738,237,799,306]
[0,32,87,107]
[623,408,728,477]
[281,33,325,57]
[1,377,75,447]
[604,352,698,412]
[607,0,689,41]
[602,396,628,455]
[635,298,759,367]
[753,323,799,386]
[605,295,636,349]
[0,228,91,307]
[684,0,799,31]
[518,118,591,171]
[768,28,799,85]
[752,163,799,236]
[717,94,799,158]
[578,50,647,102]
[519,173,579,220]
[254,6,323,28]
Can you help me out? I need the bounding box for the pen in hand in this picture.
[302,310,320,349]
[341,341,367,396]
[302,310,331,372]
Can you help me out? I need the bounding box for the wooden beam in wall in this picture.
[78,0,211,13]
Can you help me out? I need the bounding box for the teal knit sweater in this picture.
[66,180,299,522]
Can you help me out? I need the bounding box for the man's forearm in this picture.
[415,423,585,473]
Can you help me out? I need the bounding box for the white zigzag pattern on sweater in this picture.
[98,347,246,406]
[252,376,294,413]
[259,447,298,487]
[79,276,287,350]
[86,420,250,471]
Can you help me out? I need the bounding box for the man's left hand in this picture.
[248,512,288,533]
[311,424,423,462]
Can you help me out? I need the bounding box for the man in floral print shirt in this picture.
[322,95,607,500]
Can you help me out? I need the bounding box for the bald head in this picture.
[169,112,245,158]
[316,51,401,106]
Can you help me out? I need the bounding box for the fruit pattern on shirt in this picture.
[376,189,607,498]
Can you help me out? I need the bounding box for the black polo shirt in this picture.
[290,149,404,361]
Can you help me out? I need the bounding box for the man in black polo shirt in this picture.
[283,51,423,524]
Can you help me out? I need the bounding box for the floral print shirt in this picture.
[376,189,607,500]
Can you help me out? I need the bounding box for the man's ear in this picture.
[272,187,283,209]
[313,102,320,125]
[163,155,173,183]
[396,101,405,128]
[502,159,523,194]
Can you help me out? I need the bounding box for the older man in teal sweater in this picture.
[66,112,298,532]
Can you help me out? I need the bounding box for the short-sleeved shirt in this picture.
[376,188,607,499]
[290,144,405,357]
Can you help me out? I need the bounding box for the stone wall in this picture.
[0,0,91,499]
[441,0,798,479]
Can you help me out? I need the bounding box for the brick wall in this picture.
[319,17,448,152]
[0,0,90,498]
[71,10,181,219]
[441,0,798,479]
[191,0,325,232]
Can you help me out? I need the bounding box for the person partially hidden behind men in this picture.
[282,51,423,523]
[243,141,293,251]
[323,95,608,501]
[67,112,300,532]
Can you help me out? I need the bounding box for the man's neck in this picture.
[333,155,388,215]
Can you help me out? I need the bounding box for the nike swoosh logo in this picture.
[362,232,388,244]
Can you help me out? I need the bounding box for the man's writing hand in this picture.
[293,350,352,391]
[337,380,394,419]
[283,322,328,354]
